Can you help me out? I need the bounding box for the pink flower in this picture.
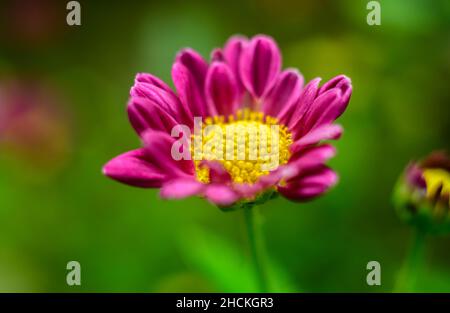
[0,79,71,170]
[103,35,352,208]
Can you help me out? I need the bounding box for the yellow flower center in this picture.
[191,109,292,184]
[423,168,450,203]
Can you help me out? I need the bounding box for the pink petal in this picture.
[318,75,351,98]
[291,75,352,136]
[172,64,205,119]
[204,184,240,206]
[298,89,341,132]
[130,80,191,126]
[172,49,209,117]
[263,69,303,119]
[127,97,178,136]
[102,149,166,188]
[320,75,352,119]
[290,143,337,163]
[160,178,205,199]
[405,163,426,189]
[130,81,175,112]
[278,167,338,202]
[303,76,352,131]
[176,49,209,85]
[284,144,337,180]
[235,170,285,199]
[279,184,329,202]
[287,78,321,132]
[223,35,248,98]
[205,62,238,116]
[135,73,175,95]
[290,124,343,151]
[211,48,225,62]
[200,160,232,184]
[298,167,338,187]
[240,35,281,100]
[142,130,194,178]
[235,183,262,199]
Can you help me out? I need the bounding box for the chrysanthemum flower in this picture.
[394,151,450,234]
[103,35,352,208]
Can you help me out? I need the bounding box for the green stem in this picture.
[394,229,427,292]
[243,206,269,292]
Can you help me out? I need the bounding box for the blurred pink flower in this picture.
[0,79,71,170]
[103,35,352,207]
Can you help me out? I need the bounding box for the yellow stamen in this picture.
[422,168,450,204]
[191,108,292,184]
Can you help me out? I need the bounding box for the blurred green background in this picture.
[0,0,449,292]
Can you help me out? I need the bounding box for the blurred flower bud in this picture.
[393,151,450,234]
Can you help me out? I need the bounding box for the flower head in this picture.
[103,35,352,208]
[394,151,450,234]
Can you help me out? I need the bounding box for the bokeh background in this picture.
[0,0,449,292]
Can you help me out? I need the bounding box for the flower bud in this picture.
[393,151,450,234]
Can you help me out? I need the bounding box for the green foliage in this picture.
[177,227,299,292]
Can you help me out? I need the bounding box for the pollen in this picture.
[191,109,292,184]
